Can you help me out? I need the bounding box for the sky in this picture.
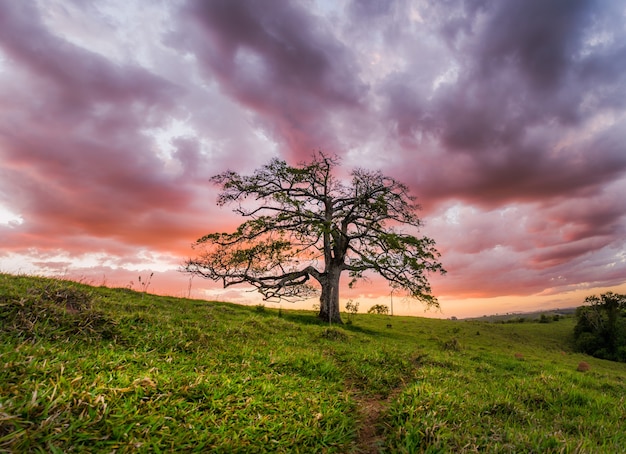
[1,0,625,318]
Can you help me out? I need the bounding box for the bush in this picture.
[573,292,626,362]
[574,332,603,357]
[367,304,389,315]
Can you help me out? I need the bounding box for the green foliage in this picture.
[367,304,389,315]
[344,299,359,324]
[539,314,551,323]
[185,152,445,324]
[574,292,626,362]
[2,274,626,452]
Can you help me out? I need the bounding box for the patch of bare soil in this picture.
[354,395,388,453]
[352,387,405,454]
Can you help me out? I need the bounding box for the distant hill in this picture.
[462,307,578,323]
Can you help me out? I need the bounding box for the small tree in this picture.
[184,153,445,324]
[344,299,359,324]
[574,292,626,362]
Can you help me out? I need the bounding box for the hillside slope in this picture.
[1,274,625,452]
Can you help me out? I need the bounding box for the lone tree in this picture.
[184,153,445,323]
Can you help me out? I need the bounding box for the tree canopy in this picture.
[574,292,626,362]
[184,153,445,323]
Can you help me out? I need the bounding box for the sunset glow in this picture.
[1,1,625,318]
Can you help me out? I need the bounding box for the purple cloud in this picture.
[0,0,624,312]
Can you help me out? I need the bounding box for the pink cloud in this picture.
[0,0,625,316]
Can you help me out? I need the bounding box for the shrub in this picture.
[573,292,626,362]
[367,304,389,315]
[320,328,348,341]
[574,332,603,357]
[344,299,359,323]
[442,338,461,351]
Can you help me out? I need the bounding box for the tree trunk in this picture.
[318,265,342,324]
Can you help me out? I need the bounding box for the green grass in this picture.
[1,273,625,453]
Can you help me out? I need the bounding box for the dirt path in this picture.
[353,394,389,453]
[352,384,407,453]
[348,352,425,452]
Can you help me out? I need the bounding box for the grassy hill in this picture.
[1,273,625,453]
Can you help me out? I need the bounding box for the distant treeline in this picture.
[462,308,576,324]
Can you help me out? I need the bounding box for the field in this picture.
[1,273,625,453]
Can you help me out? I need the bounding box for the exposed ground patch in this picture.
[350,360,418,453]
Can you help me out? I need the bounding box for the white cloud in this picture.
[0,204,23,227]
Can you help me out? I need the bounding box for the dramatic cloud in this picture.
[1,0,625,317]
[171,0,367,159]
